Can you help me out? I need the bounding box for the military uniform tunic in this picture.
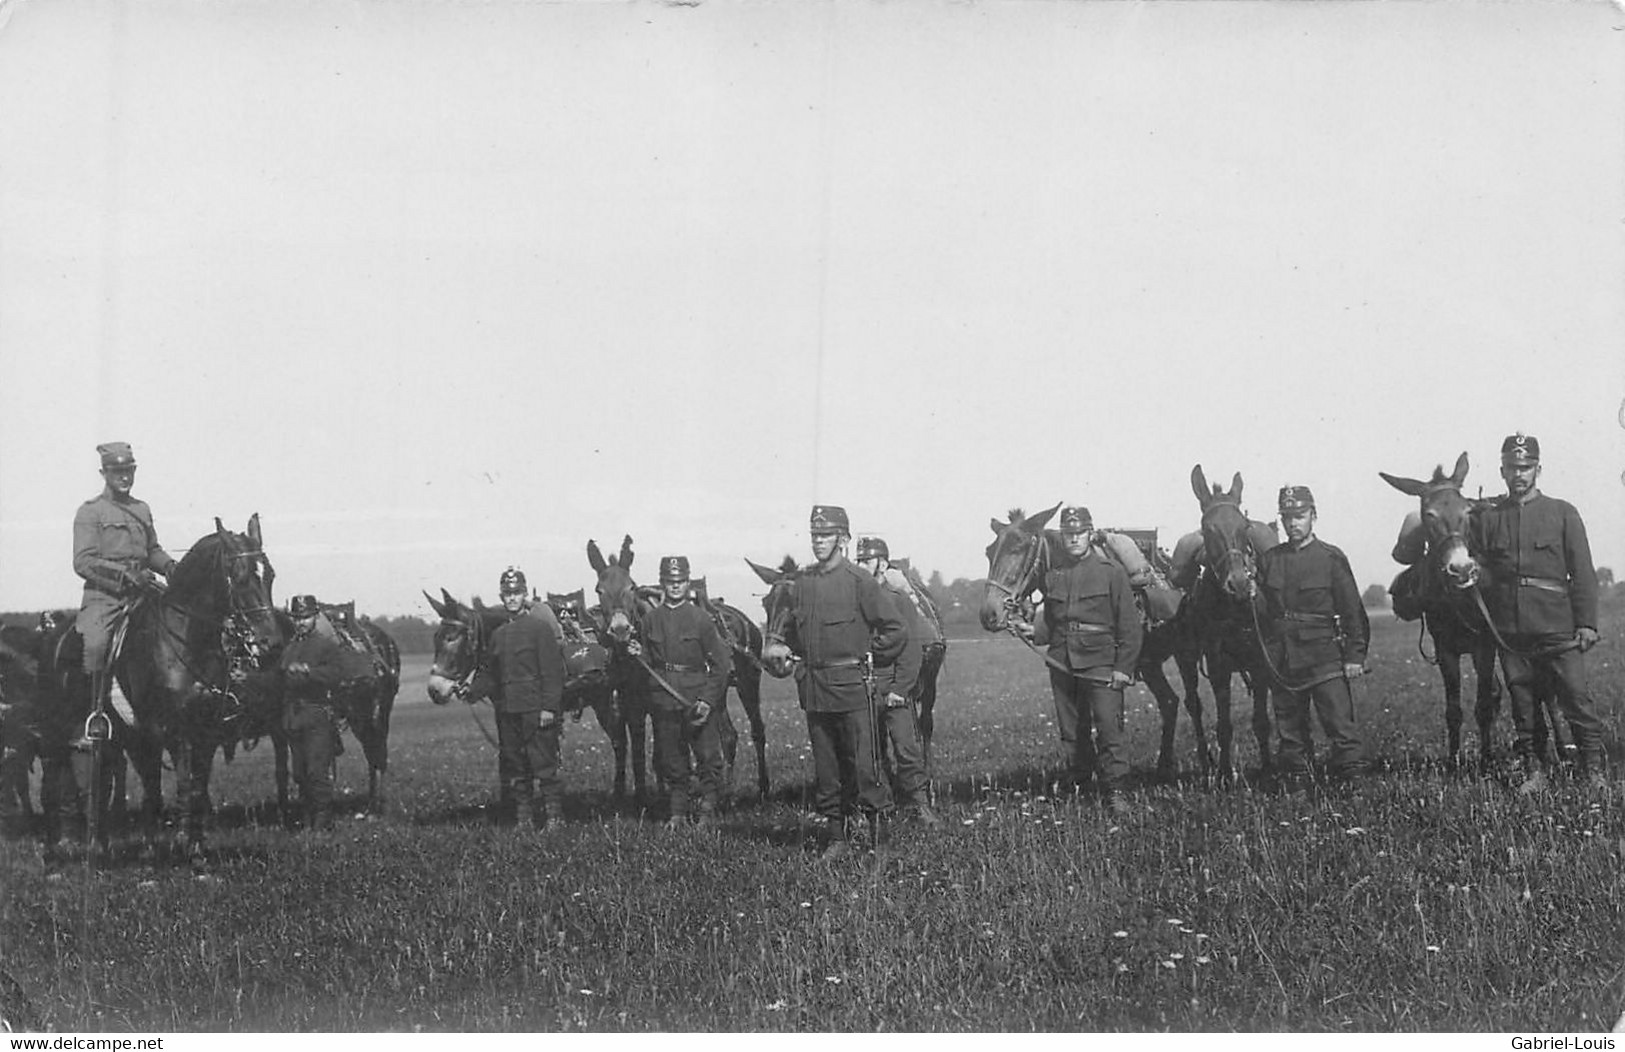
[639,599,732,817]
[781,554,907,820]
[469,603,568,820]
[1256,537,1369,778]
[280,628,373,827]
[72,488,176,672]
[872,577,930,806]
[1468,491,1604,767]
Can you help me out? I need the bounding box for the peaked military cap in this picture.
[498,566,528,595]
[97,442,136,470]
[659,555,691,582]
[1058,505,1092,533]
[1501,432,1539,465]
[1278,485,1315,513]
[855,536,889,561]
[290,594,320,618]
[809,505,850,533]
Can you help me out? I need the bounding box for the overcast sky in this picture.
[2,0,1621,619]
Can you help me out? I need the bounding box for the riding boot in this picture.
[1580,749,1608,790]
[1516,755,1550,796]
[666,785,690,828]
[511,779,535,832]
[820,816,850,861]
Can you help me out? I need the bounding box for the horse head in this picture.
[423,587,493,705]
[747,556,801,678]
[170,513,283,662]
[1379,451,1479,589]
[1190,466,1273,601]
[587,535,648,647]
[980,503,1061,631]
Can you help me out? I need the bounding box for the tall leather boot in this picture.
[820,816,850,861]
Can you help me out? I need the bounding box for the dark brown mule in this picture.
[1186,468,1279,782]
[689,577,771,798]
[587,536,657,799]
[1379,453,1506,765]
[979,505,1210,782]
[40,515,283,862]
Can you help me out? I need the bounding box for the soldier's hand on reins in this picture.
[1109,671,1132,690]
[1343,662,1365,679]
[1010,619,1035,642]
[1576,627,1599,652]
[539,711,558,727]
[885,692,907,709]
[690,700,712,725]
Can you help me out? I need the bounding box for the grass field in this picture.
[2,606,1623,1032]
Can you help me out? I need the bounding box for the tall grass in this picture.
[2,611,1621,1031]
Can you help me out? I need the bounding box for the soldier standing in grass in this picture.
[761,505,908,860]
[1012,505,1142,813]
[1468,433,1605,791]
[854,536,940,830]
[630,555,732,829]
[280,594,373,831]
[464,567,568,830]
[1256,486,1370,788]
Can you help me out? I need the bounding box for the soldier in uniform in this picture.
[1256,485,1370,787]
[464,568,568,829]
[762,505,908,860]
[280,595,373,830]
[1468,433,1605,790]
[72,442,177,712]
[854,536,940,829]
[1012,505,1142,813]
[631,555,732,828]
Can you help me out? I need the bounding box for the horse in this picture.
[1182,467,1281,782]
[1379,452,1506,765]
[38,515,284,859]
[689,576,771,797]
[979,504,1210,782]
[0,620,46,825]
[424,587,622,792]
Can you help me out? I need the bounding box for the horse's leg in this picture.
[591,689,628,797]
[916,648,941,778]
[1209,650,1235,785]
[1436,636,1466,767]
[630,692,653,798]
[1141,654,1181,783]
[737,665,769,797]
[1175,642,1211,779]
[1248,671,1273,776]
[360,695,392,816]
[187,733,214,867]
[1471,639,1502,762]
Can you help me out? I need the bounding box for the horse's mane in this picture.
[169,532,224,591]
[777,555,799,574]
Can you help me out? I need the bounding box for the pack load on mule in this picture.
[543,589,613,719]
[1092,528,1185,626]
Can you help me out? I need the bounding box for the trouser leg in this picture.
[1272,687,1313,776]
[1542,648,1605,773]
[652,708,692,818]
[690,707,725,816]
[880,702,929,805]
[806,712,844,820]
[1047,667,1081,752]
[1085,682,1129,791]
[1309,677,1367,777]
[1501,650,1543,766]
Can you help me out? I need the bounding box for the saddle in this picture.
[1097,528,1185,626]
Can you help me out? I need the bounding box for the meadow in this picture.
[1,606,1622,1032]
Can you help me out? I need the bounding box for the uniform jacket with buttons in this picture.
[639,599,731,713]
[1257,537,1369,676]
[469,603,567,715]
[1468,491,1597,636]
[782,555,907,714]
[280,628,374,707]
[872,576,924,701]
[1032,549,1143,681]
[73,488,176,600]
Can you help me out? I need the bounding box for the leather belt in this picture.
[809,658,863,670]
[1517,576,1569,595]
[1279,611,1335,624]
[1064,622,1111,633]
[659,662,701,673]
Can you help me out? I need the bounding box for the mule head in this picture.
[1191,470,1260,600]
[589,535,642,646]
[980,503,1059,631]
[1380,452,1479,588]
[424,588,484,705]
[748,556,801,677]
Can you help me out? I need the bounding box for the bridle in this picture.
[985,525,1049,620]
[1200,501,1259,601]
[151,537,281,698]
[432,604,488,697]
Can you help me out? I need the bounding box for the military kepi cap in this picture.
[97,442,136,470]
[290,594,320,618]
[1058,506,1092,533]
[498,566,528,595]
[1501,432,1539,465]
[809,505,850,534]
[659,555,690,582]
[1278,485,1315,513]
[855,536,889,561]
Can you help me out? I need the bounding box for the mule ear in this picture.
[1027,502,1062,531]
[1229,472,1243,502]
[587,539,607,574]
[619,534,634,570]
[1190,465,1211,506]
[247,512,263,548]
[214,515,228,535]
[1379,471,1428,497]
[424,590,448,619]
[1450,451,1470,488]
[745,558,782,585]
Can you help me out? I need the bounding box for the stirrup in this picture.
[82,710,115,743]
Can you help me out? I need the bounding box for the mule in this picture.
[1185,468,1279,782]
[585,536,657,798]
[1379,452,1506,765]
[979,505,1210,782]
[39,515,284,860]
